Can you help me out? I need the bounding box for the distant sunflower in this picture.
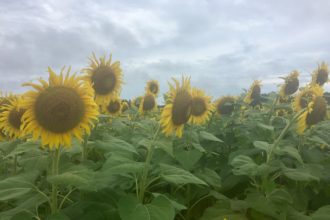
[21,67,99,149]
[297,96,327,134]
[121,100,129,113]
[146,80,160,96]
[83,53,123,105]
[104,97,122,116]
[244,80,262,106]
[0,96,25,139]
[132,96,142,108]
[0,94,12,141]
[215,96,236,115]
[311,62,329,86]
[160,76,192,137]
[189,88,213,125]
[280,70,299,97]
[139,92,157,114]
[293,85,323,112]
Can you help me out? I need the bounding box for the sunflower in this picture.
[244,80,262,106]
[121,100,129,113]
[279,70,299,97]
[0,96,26,139]
[293,85,323,112]
[139,92,157,114]
[104,97,122,116]
[145,80,160,96]
[215,96,236,115]
[83,53,123,105]
[160,76,192,137]
[189,88,213,124]
[132,96,142,108]
[21,67,99,149]
[311,62,329,86]
[297,96,327,134]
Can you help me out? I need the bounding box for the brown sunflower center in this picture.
[143,94,156,111]
[217,99,234,115]
[300,92,314,109]
[91,66,117,95]
[9,108,25,130]
[306,96,327,126]
[107,101,121,114]
[171,90,192,125]
[251,85,261,99]
[284,78,299,95]
[35,87,85,133]
[149,83,158,94]
[191,97,206,116]
[316,69,328,86]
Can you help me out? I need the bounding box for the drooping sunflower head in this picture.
[215,96,236,116]
[139,92,157,114]
[293,85,323,112]
[104,97,122,116]
[0,95,25,139]
[280,70,300,97]
[145,80,160,96]
[311,62,329,86]
[189,88,214,125]
[297,96,327,134]
[21,67,99,149]
[244,80,262,105]
[83,53,123,105]
[160,76,192,137]
[132,96,142,108]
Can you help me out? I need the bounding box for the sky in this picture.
[1,0,330,100]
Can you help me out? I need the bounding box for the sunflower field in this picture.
[1,54,330,220]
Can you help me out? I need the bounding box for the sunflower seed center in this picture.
[92,66,117,95]
[172,90,192,125]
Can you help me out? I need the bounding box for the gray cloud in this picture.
[0,0,330,100]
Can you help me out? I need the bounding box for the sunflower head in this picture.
[83,53,123,105]
[104,97,122,116]
[0,96,25,139]
[189,88,214,125]
[244,80,262,106]
[121,100,129,113]
[160,76,192,137]
[311,62,329,86]
[297,96,327,134]
[139,92,157,114]
[21,67,99,149]
[293,85,323,112]
[215,96,236,116]
[146,80,160,96]
[132,96,142,108]
[280,70,299,97]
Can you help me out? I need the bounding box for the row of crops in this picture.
[0,54,330,220]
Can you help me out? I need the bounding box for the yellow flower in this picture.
[83,53,123,105]
[214,96,236,116]
[297,96,327,134]
[104,97,122,116]
[279,70,299,97]
[189,88,214,125]
[139,92,157,114]
[0,93,13,141]
[293,85,323,112]
[244,80,262,106]
[160,76,192,137]
[311,62,329,86]
[121,100,129,113]
[0,96,25,139]
[145,80,160,96]
[21,67,99,149]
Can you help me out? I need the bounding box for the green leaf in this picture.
[257,123,274,131]
[230,155,258,176]
[118,195,175,220]
[268,189,293,204]
[201,201,248,220]
[311,205,330,220]
[253,141,271,154]
[199,131,223,142]
[195,168,221,189]
[175,148,203,171]
[282,166,319,182]
[275,146,303,164]
[95,135,137,155]
[159,163,207,186]
[46,213,71,220]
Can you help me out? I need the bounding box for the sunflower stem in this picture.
[266,111,302,163]
[81,134,89,161]
[268,94,280,124]
[138,123,161,203]
[51,148,60,214]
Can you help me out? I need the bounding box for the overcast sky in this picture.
[1,0,330,100]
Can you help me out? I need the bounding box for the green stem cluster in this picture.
[51,148,61,214]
